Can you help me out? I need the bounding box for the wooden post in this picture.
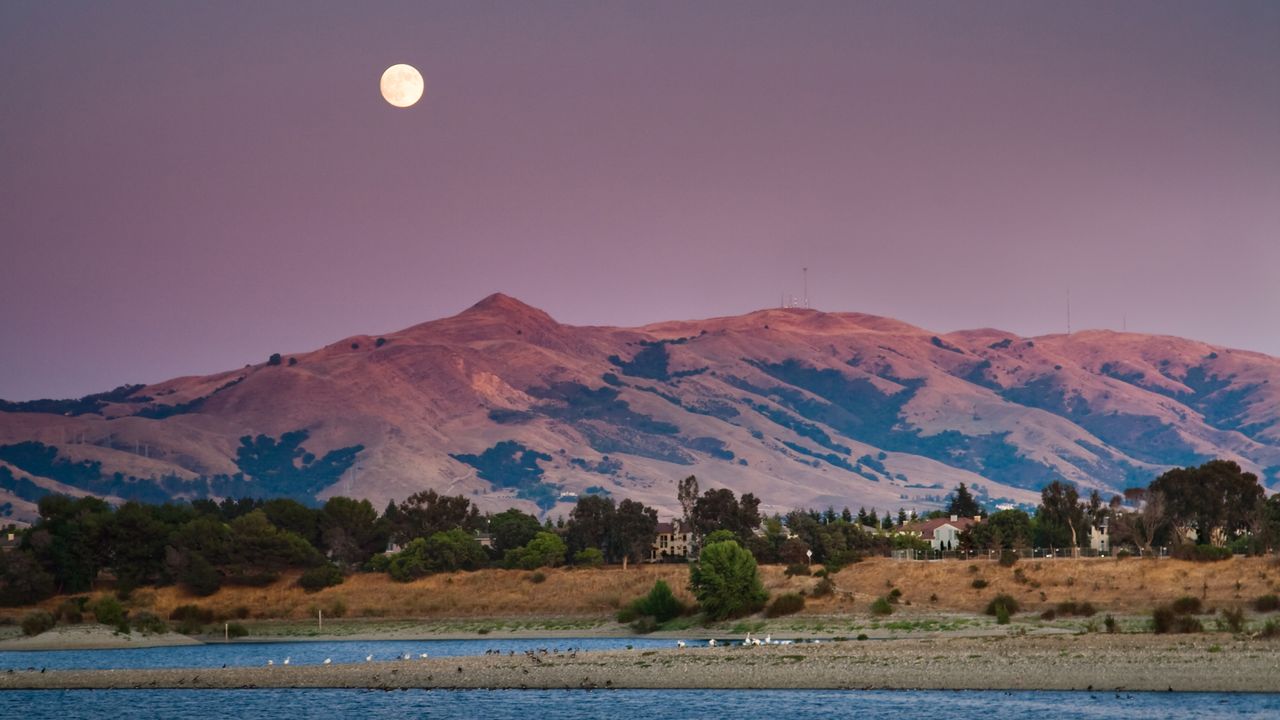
[225,622,228,642]
[318,609,323,631]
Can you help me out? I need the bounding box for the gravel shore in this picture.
[3,634,1278,692]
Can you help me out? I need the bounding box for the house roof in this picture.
[655,522,674,534]
[911,516,978,539]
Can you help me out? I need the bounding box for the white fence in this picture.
[889,547,1172,561]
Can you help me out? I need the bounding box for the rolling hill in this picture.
[1,293,1276,524]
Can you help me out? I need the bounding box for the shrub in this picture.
[811,576,834,598]
[326,600,347,618]
[1104,615,1118,633]
[1153,605,1203,634]
[574,548,604,567]
[622,580,685,624]
[995,604,1011,625]
[871,597,893,615]
[1255,594,1280,613]
[784,563,811,577]
[888,588,903,603]
[20,611,55,637]
[1260,620,1280,639]
[298,564,345,592]
[767,593,806,618]
[1077,602,1097,617]
[1219,608,1245,633]
[1171,596,1203,615]
[91,596,127,627]
[1172,545,1232,562]
[985,594,1019,617]
[631,615,659,634]
[226,622,249,639]
[181,554,222,596]
[1040,608,1057,621]
[169,605,215,624]
[529,571,547,584]
[999,550,1019,567]
[131,611,167,635]
[972,578,989,589]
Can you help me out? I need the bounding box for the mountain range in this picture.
[1,293,1277,524]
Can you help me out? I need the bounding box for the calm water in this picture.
[0,689,1275,719]
[0,637,684,671]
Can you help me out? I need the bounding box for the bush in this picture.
[999,550,1019,567]
[811,576,834,598]
[91,596,127,627]
[766,593,806,618]
[971,578,988,589]
[631,615,659,634]
[689,540,767,621]
[1171,545,1232,562]
[298,564,344,592]
[1153,605,1203,634]
[995,603,1011,625]
[888,588,903,604]
[1040,608,1057,621]
[1171,596,1203,615]
[1055,601,1097,617]
[784,563,811,577]
[574,548,604,567]
[529,571,547,584]
[20,611,55,637]
[169,605,215,623]
[1261,620,1280,639]
[871,597,893,615]
[1255,594,1280,613]
[131,611,167,635]
[1104,615,1118,633]
[984,594,1019,617]
[226,622,249,639]
[621,580,686,624]
[1220,607,1245,633]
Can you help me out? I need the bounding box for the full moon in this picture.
[380,64,423,108]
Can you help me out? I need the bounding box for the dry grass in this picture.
[4,556,1277,625]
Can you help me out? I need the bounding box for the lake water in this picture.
[0,637,684,671]
[0,688,1276,719]
[1,640,1276,718]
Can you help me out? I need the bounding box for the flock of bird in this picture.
[261,637,809,666]
[265,651,430,667]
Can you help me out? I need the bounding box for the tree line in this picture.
[1,459,1275,608]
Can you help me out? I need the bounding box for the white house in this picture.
[908,515,981,550]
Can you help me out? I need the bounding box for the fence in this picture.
[889,546,1172,561]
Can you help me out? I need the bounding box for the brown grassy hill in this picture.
[7,557,1276,627]
[1,294,1277,523]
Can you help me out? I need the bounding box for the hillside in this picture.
[1,294,1277,523]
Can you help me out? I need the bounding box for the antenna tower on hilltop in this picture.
[781,268,811,309]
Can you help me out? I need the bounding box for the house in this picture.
[649,520,693,562]
[906,515,981,550]
[1088,518,1110,553]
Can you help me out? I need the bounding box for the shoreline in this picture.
[2,635,1279,692]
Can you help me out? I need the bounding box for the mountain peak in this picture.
[463,293,552,319]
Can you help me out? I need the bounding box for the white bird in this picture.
[366,654,373,662]
[283,657,290,665]
[402,652,411,660]
[266,660,274,666]
[419,653,429,659]
[323,658,332,665]
[708,638,716,647]
[744,632,752,646]
[676,641,686,648]
[764,634,771,644]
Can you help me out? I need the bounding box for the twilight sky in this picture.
[1,1,1277,400]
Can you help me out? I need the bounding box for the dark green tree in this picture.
[946,483,984,518]
[389,490,482,545]
[688,539,768,620]
[318,496,388,569]
[1150,460,1265,545]
[1035,481,1086,548]
[487,508,543,554]
[611,499,658,564]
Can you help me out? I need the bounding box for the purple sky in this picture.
[2,1,1277,401]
